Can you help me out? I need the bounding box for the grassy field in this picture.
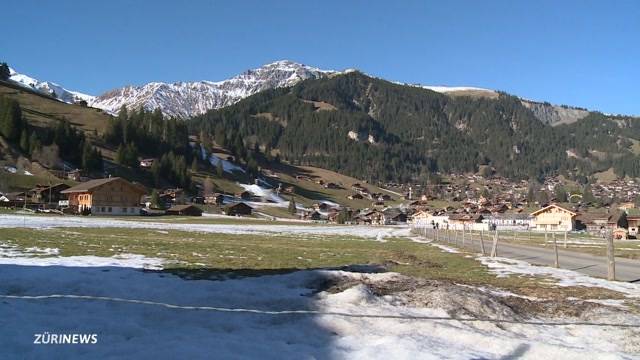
[0,225,628,302]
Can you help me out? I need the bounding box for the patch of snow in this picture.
[89,60,335,118]
[0,268,636,358]
[431,243,460,253]
[0,214,411,240]
[0,243,163,269]
[8,66,95,104]
[208,154,245,173]
[421,85,495,94]
[583,299,628,309]
[0,244,59,257]
[479,256,640,298]
[3,166,17,173]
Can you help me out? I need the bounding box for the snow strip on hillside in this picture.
[238,183,288,207]
[0,267,637,358]
[208,154,245,173]
[479,256,640,298]
[0,215,410,239]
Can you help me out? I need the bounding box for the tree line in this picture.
[0,96,103,173]
[105,106,194,189]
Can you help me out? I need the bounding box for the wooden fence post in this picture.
[553,232,559,268]
[491,230,498,257]
[513,230,517,242]
[480,230,486,256]
[462,226,466,247]
[607,232,616,281]
[470,229,475,248]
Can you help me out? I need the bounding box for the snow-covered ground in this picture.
[480,256,640,298]
[1,233,639,358]
[0,242,164,269]
[0,214,410,240]
[1,259,639,358]
[208,154,245,174]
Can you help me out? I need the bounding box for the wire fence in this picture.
[1,293,637,328]
[411,225,618,280]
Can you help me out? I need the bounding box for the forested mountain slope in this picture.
[189,71,640,183]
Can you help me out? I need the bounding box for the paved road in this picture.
[420,231,640,282]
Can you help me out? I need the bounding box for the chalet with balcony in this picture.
[530,204,576,232]
[60,177,146,215]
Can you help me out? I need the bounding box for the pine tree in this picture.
[0,63,9,81]
[336,208,350,224]
[115,144,125,165]
[191,157,198,173]
[150,189,162,209]
[214,124,225,147]
[288,196,296,215]
[19,129,29,154]
[28,132,41,156]
[582,184,596,203]
[554,185,567,202]
[203,176,215,196]
[0,98,23,141]
[81,142,103,172]
[526,186,535,203]
[216,160,224,178]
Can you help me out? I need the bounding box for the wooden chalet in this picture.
[166,204,203,216]
[60,177,146,216]
[224,202,253,216]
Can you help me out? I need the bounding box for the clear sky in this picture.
[1,0,638,115]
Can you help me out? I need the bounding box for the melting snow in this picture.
[479,256,640,298]
[0,243,163,269]
[0,267,637,358]
[0,214,411,240]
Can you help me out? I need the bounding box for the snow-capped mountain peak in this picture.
[8,67,94,104]
[89,60,335,118]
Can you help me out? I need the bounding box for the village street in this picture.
[425,233,640,282]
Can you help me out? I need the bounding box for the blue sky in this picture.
[2,0,639,115]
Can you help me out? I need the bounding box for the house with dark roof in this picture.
[60,177,146,215]
[625,208,640,238]
[29,183,71,204]
[224,202,253,216]
[166,204,203,216]
[382,208,407,224]
[575,213,616,235]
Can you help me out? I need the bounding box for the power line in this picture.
[1,293,638,328]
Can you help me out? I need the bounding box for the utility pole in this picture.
[553,232,559,268]
[607,231,616,281]
[48,173,52,210]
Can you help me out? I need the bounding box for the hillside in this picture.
[4,66,640,199]
[0,80,110,134]
[0,81,397,211]
[189,71,640,183]
[8,60,603,128]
